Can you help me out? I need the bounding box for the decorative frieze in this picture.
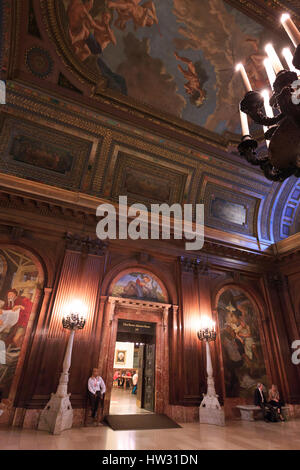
[64,232,106,256]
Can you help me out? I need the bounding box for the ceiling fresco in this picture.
[56,0,286,135]
[0,0,299,244]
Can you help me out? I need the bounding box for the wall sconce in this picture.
[197,316,217,342]
[62,299,87,330]
[197,315,225,426]
[38,299,87,435]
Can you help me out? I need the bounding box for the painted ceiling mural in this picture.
[59,0,282,135]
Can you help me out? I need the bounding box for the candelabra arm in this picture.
[240,92,285,127]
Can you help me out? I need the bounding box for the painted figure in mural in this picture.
[174,52,206,107]
[66,0,127,94]
[123,275,155,299]
[244,38,268,91]
[0,301,20,365]
[67,0,104,61]
[0,289,33,349]
[93,11,117,51]
[0,249,39,400]
[218,290,267,398]
[234,302,259,367]
[221,323,244,396]
[112,272,165,302]
[108,0,158,31]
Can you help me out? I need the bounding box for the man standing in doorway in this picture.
[88,368,106,425]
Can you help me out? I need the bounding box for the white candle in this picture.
[261,89,274,118]
[236,63,252,92]
[281,13,300,48]
[265,44,284,74]
[263,58,276,88]
[282,47,299,73]
[240,109,250,136]
[261,89,273,148]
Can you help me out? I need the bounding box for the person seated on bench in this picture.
[268,384,285,421]
[254,382,269,421]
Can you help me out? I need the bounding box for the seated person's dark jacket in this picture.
[254,388,267,407]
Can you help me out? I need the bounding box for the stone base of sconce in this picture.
[38,393,73,435]
[199,394,225,426]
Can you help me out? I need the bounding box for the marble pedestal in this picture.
[199,406,225,426]
[199,394,225,426]
[38,393,73,435]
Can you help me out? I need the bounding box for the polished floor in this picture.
[109,386,153,415]
[0,418,300,450]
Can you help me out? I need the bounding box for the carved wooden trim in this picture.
[108,295,172,312]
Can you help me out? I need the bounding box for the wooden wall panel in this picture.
[2,233,300,423]
[180,262,206,405]
[28,248,106,408]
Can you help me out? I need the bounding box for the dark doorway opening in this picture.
[109,319,156,415]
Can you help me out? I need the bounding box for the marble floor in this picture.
[0,419,299,450]
[109,386,153,415]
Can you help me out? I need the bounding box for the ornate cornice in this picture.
[0,177,276,266]
[225,0,300,30]
[64,232,106,256]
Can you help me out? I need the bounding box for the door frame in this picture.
[101,297,172,416]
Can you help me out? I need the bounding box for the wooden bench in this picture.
[236,404,290,421]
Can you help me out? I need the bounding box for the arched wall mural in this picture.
[109,269,168,303]
[0,247,43,399]
[216,287,267,400]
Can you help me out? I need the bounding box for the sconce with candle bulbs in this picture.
[62,299,87,330]
[197,316,217,342]
[236,13,300,182]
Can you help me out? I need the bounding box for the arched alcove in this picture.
[98,265,175,417]
[213,284,270,404]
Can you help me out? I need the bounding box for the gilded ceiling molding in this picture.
[225,0,300,29]
[3,82,266,196]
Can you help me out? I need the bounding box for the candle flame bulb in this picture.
[281,13,291,24]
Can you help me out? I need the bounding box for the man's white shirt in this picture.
[88,376,106,395]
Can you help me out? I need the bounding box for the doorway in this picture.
[109,319,156,415]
